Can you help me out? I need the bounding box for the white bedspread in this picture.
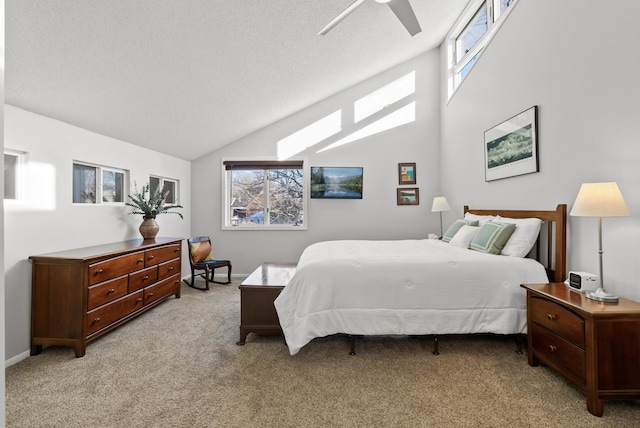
[274,239,549,355]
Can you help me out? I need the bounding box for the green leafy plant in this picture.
[126,183,183,219]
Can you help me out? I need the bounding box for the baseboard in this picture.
[6,350,30,368]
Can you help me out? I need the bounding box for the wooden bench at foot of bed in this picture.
[236,262,296,346]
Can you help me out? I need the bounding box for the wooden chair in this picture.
[184,236,232,290]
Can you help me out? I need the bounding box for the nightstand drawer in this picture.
[530,295,585,348]
[531,323,586,383]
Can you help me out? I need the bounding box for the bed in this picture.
[274,205,567,356]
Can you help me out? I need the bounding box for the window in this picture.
[223,160,305,229]
[4,150,25,201]
[447,0,518,99]
[73,162,128,204]
[150,176,179,204]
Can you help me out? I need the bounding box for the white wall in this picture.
[191,51,442,275]
[440,0,640,301]
[4,106,191,362]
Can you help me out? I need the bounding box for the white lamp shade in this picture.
[431,196,451,212]
[570,182,630,217]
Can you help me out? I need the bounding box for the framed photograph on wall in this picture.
[398,163,416,185]
[397,188,419,205]
[310,166,363,199]
[484,106,538,181]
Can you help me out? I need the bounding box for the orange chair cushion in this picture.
[189,241,214,263]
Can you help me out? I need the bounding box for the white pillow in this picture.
[448,225,481,249]
[464,212,495,225]
[496,216,542,257]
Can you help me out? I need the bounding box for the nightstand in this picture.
[521,283,640,416]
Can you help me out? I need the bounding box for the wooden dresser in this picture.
[521,283,640,416]
[29,238,183,357]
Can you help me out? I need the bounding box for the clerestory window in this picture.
[447,0,518,100]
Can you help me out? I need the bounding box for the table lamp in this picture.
[570,182,630,303]
[431,196,451,237]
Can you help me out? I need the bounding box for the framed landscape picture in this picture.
[310,167,363,199]
[397,188,419,205]
[398,162,416,185]
[484,106,538,182]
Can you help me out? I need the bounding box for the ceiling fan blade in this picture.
[387,0,422,36]
[318,0,367,35]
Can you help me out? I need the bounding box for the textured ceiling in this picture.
[6,0,469,161]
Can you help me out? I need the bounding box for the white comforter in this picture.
[274,239,549,355]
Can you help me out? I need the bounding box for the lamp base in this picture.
[586,288,619,303]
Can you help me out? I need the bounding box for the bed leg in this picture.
[433,335,440,355]
[515,334,524,354]
[349,335,356,356]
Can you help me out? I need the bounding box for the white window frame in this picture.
[446,0,519,102]
[221,158,307,231]
[4,149,26,203]
[150,175,180,204]
[72,161,129,205]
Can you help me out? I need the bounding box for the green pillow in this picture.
[469,221,516,254]
[442,219,479,243]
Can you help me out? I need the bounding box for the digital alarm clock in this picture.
[566,271,598,292]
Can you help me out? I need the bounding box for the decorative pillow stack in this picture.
[442,219,479,243]
[189,241,215,263]
[443,213,543,256]
[469,221,516,255]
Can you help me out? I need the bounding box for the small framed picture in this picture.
[398,163,416,185]
[397,188,419,205]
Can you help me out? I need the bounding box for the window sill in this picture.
[222,225,307,231]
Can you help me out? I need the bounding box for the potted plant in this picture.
[126,183,183,239]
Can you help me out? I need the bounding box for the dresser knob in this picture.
[548,345,557,353]
[148,255,155,260]
[143,275,149,280]
[93,317,101,324]
[96,269,103,274]
[107,289,115,294]
[138,258,144,263]
[547,314,557,321]
[169,267,174,271]
[136,298,143,303]
[148,292,154,297]
[174,248,180,252]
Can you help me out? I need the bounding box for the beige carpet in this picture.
[6,278,640,428]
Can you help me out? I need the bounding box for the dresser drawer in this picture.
[145,244,181,267]
[158,258,180,281]
[86,291,144,335]
[145,274,180,305]
[88,251,145,285]
[129,265,158,292]
[530,296,585,348]
[88,275,128,310]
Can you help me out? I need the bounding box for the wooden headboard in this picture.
[463,204,567,283]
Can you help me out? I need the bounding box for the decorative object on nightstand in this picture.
[431,196,451,237]
[570,182,630,303]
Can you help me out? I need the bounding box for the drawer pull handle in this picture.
[175,248,180,252]
[149,292,154,297]
[107,289,115,294]
[143,275,149,280]
[95,269,103,274]
[138,258,144,263]
[548,345,557,353]
[169,267,174,271]
[148,255,155,260]
[136,298,143,303]
[547,314,557,321]
[93,317,101,324]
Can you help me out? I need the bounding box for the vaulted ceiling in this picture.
[6,0,469,161]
